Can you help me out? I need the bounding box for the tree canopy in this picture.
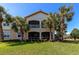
[70,28,79,40]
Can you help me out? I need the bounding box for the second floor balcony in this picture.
[28,20,48,28]
[29,25,40,28]
[29,20,40,28]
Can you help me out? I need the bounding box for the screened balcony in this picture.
[29,20,40,28]
[28,32,40,40]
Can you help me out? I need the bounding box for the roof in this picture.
[25,10,48,19]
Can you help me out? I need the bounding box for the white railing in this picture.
[29,25,40,28]
[29,37,40,39]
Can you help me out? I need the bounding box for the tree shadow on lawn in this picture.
[8,40,79,46]
[3,40,44,46]
[8,42,31,46]
[3,40,79,46]
[60,40,79,44]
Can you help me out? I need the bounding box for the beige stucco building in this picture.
[3,11,54,40]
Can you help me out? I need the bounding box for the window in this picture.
[3,23,9,26]
[18,32,21,37]
[3,31,11,38]
[29,21,39,25]
[3,23,6,26]
[18,35,21,37]
[29,21,40,28]
[12,23,16,26]
[4,35,9,37]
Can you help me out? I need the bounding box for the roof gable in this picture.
[25,10,48,19]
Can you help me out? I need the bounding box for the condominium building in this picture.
[3,10,54,40]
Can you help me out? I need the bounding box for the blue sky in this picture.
[0,3,79,33]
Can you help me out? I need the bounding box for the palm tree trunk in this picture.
[52,31,55,41]
[49,32,51,41]
[0,22,4,41]
[60,16,64,41]
[74,37,76,41]
[49,28,55,41]
[21,32,24,41]
[52,24,55,40]
[49,29,52,41]
[20,26,24,41]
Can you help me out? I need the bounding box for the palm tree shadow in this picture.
[8,42,35,46]
[9,42,27,46]
[61,40,79,44]
[4,40,43,46]
[3,40,34,46]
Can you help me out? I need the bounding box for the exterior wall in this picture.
[26,13,50,32]
[2,22,23,40]
[3,30,11,40]
[2,22,12,40]
[3,29,17,40]
[24,32,28,40]
[2,22,12,30]
[11,30,17,39]
[26,13,48,21]
[2,11,54,40]
[25,12,54,39]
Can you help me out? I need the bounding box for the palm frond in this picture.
[0,6,6,14]
[66,12,74,22]
[11,23,18,32]
[23,24,29,32]
[4,14,14,23]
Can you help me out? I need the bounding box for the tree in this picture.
[59,5,74,41]
[12,16,29,41]
[43,13,57,41]
[70,28,79,41]
[54,13,61,41]
[0,6,13,41]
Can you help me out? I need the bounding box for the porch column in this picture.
[25,32,28,40]
[40,32,41,40]
[40,20,41,28]
[40,21,41,40]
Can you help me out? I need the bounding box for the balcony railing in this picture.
[29,25,40,28]
[29,37,40,40]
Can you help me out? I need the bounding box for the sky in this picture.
[0,3,79,33]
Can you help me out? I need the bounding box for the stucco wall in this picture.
[26,13,48,22]
[26,12,54,32]
[2,11,54,40]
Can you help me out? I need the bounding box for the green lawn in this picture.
[0,40,79,55]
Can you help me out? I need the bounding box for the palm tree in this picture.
[0,6,12,41]
[59,5,74,40]
[12,16,29,41]
[43,13,56,41]
[54,13,61,40]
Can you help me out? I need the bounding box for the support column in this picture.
[26,32,28,40]
[40,32,41,40]
[40,21,41,40]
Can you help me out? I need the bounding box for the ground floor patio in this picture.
[28,32,53,40]
[3,31,54,40]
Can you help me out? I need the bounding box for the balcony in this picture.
[29,25,40,28]
[29,20,40,28]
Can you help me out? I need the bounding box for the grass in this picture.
[0,40,79,55]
